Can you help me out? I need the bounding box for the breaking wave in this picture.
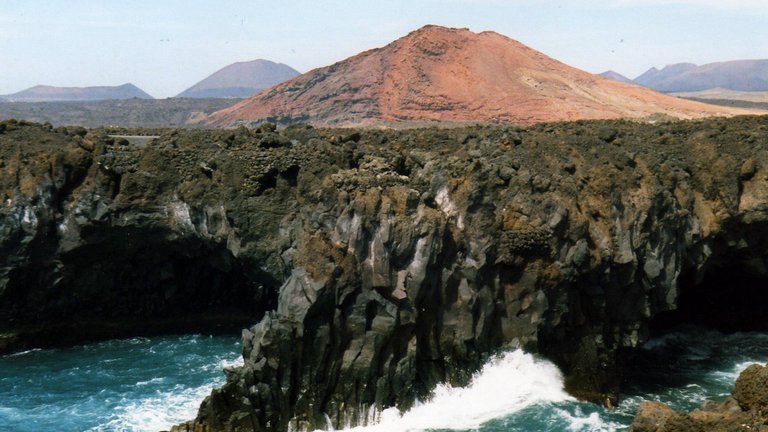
[338,350,574,432]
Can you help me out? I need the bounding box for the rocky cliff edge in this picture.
[1,117,768,431]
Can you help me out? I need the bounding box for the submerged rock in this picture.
[1,117,768,431]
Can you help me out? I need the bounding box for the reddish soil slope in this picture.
[207,25,754,127]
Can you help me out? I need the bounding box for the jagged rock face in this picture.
[206,26,753,128]
[629,363,768,431]
[2,117,768,432]
[0,121,288,352]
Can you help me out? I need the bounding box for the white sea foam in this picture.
[219,355,244,369]
[5,348,42,357]
[135,377,166,386]
[0,406,17,415]
[710,360,760,385]
[733,360,759,375]
[554,407,623,432]
[330,350,572,432]
[87,383,216,432]
[87,350,241,432]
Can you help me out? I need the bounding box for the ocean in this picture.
[1,327,765,432]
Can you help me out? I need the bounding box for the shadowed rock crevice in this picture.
[0,226,279,352]
[650,221,768,334]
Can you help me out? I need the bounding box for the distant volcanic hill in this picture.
[2,83,153,102]
[634,63,698,90]
[599,70,635,84]
[177,60,300,98]
[635,60,768,92]
[206,25,749,127]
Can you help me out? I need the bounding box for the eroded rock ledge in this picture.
[1,117,768,431]
[630,363,768,432]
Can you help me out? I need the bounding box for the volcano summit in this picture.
[207,25,747,127]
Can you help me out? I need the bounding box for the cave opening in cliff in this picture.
[3,227,279,349]
[650,236,768,335]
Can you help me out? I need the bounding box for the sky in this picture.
[2,0,768,98]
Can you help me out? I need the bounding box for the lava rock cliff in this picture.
[1,117,768,431]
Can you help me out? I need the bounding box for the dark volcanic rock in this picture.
[630,363,768,432]
[1,117,768,432]
[0,97,242,128]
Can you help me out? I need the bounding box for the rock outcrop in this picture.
[1,116,768,431]
[206,26,755,128]
[630,363,768,432]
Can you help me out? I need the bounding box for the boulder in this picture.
[630,363,768,432]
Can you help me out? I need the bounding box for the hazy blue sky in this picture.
[2,0,768,98]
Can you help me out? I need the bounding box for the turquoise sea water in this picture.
[0,334,242,432]
[1,327,766,432]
